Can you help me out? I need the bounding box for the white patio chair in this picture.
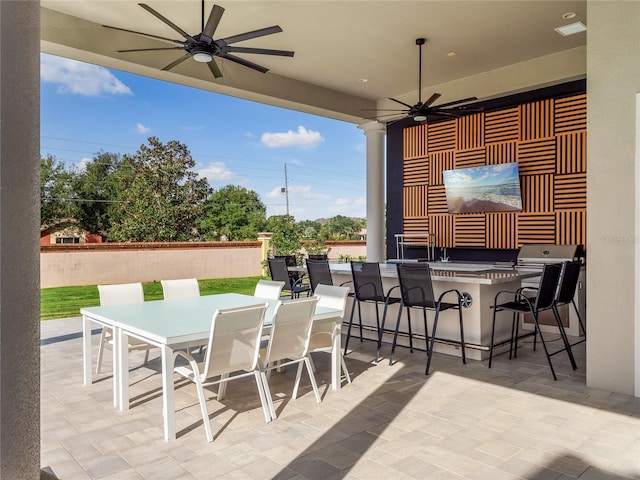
[260,296,321,420]
[254,279,285,299]
[303,284,352,386]
[161,278,200,300]
[95,282,155,375]
[173,303,270,442]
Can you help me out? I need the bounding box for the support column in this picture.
[358,121,386,262]
[0,1,41,478]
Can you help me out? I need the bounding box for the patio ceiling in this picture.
[40,1,586,123]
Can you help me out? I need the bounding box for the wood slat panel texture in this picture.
[454,215,486,247]
[428,119,457,152]
[403,124,428,159]
[485,107,519,143]
[400,93,587,251]
[403,157,429,186]
[486,213,517,249]
[429,151,455,185]
[457,113,484,150]
[555,94,586,134]
[403,185,427,217]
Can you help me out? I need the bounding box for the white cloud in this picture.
[265,185,330,202]
[261,126,324,149]
[40,54,132,96]
[135,123,151,134]
[329,197,366,216]
[74,157,91,172]
[197,162,248,185]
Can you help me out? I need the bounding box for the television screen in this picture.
[443,162,523,214]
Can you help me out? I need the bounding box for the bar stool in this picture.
[488,262,563,380]
[392,262,466,375]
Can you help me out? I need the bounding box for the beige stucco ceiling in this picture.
[41,0,587,123]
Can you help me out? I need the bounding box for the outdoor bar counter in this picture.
[330,262,540,361]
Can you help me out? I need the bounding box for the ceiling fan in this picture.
[375,38,481,123]
[103,1,294,79]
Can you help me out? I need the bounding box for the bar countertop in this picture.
[329,261,540,285]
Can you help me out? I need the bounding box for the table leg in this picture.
[161,345,176,441]
[116,327,129,410]
[82,315,92,386]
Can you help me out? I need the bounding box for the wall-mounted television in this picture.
[443,162,523,214]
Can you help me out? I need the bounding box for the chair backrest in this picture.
[350,262,385,302]
[268,258,293,290]
[98,282,144,306]
[262,296,318,365]
[313,284,349,316]
[556,261,581,304]
[202,303,268,378]
[396,263,436,308]
[305,258,333,292]
[161,278,200,300]
[534,263,563,310]
[254,279,285,299]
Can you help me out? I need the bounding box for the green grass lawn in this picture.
[40,276,264,320]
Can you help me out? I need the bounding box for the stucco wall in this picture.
[586,1,640,396]
[41,241,367,288]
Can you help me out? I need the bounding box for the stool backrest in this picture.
[396,262,436,308]
[305,258,333,292]
[534,263,563,310]
[350,262,385,302]
[556,261,581,305]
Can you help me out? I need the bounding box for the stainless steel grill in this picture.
[517,244,582,270]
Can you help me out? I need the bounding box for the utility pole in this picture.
[282,163,290,216]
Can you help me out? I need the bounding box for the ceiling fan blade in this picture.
[202,4,224,42]
[118,47,184,53]
[376,113,408,119]
[160,53,192,71]
[207,58,223,78]
[139,3,193,40]
[430,110,463,118]
[221,46,294,57]
[434,96,478,108]
[448,106,484,113]
[102,24,183,45]
[389,97,414,109]
[219,26,283,45]
[361,108,407,112]
[219,53,268,73]
[423,93,441,107]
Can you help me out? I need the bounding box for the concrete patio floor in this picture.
[41,317,640,479]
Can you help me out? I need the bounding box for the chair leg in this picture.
[193,376,214,442]
[532,312,557,381]
[374,303,382,360]
[340,355,351,384]
[253,371,273,423]
[457,305,466,365]
[217,373,229,400]
[425,310,440,375]
[489,307,498,368]
[308,354,317,373]
[259,370,277,421]
[292,362,304,400]
[389,303,404,365]
[407,308,414,353]
[357,301,364,342]
[304,357,322,404]
[572,299,587,338]
[143,349,150,366]
[95,328,108,375]
[552,305,578,370]
[344,299,357,356]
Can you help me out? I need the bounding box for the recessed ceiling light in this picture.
[447,51,457,57]
[562,12,577,20]
[555,22,587,36]
[358,78,368,83]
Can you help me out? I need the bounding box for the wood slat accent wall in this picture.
[400,93,586,249]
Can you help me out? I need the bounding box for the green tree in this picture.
[199,185,266,241]
[71,151,124,239]
[321,215,359,239]
[265,214,302,257]
[299,220,322,239]
[108,137,212,242]
[40,155,77,226]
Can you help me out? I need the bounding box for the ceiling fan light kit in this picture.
[103,1,294,79]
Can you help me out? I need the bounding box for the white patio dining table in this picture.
[81,293,343,440]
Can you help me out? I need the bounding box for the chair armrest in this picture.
[437,288,462,305]
[385,284,400,300]
[491,289,535,309]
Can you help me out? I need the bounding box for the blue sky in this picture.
[40,53,367,221]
